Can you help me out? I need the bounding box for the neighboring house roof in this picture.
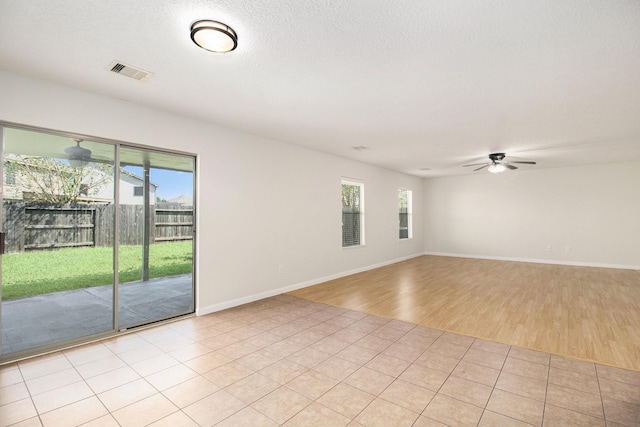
[168,195,193,205]
[120,170,158,188]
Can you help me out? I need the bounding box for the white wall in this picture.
[423,162,640,268]
[0,71,424,313]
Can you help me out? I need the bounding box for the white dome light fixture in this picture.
[190,20,238,53]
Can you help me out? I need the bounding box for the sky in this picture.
[123,166,193,201]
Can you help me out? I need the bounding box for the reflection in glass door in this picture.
[116,146,194,330]
[1,126,116,357]
[0,125,196,361]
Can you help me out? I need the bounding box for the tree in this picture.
[4,155,114,204]
[398,189,408,210]
[342,183,361,208]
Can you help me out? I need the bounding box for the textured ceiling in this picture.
[1,0,639,177]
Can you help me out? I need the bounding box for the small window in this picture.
[5,173,16,185]
[133,186,143,196]
[399,188,412,239]
[342,180,364,247]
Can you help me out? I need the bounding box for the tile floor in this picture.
[1,294,639,427]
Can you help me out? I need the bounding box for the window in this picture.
[133,186,143,196]
[5,172,15,185]
[399,188,412,239]
[342,180,364,247]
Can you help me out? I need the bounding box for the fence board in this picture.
[93,204,108,247]
[154,207,193,242]
[22,205,95,250]
[3,202,25,252]
[2,201,193,253]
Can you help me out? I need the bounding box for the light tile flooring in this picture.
[1,295,639,427]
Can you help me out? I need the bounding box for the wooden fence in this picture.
[2,202,193,253]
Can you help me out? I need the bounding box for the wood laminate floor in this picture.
[289,255,640,371]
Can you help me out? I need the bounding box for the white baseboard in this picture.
[423,251,640,271]
[196,252,424,316]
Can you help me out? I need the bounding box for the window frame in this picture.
[341,179,365,248]
[398,188,412,240]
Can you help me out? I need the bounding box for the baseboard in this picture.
[196,288,290,316]
[423,251,640,271]
[197,252,424,316]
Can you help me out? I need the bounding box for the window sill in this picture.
[342,244,366,251]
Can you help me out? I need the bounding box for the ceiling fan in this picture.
[64,139,92,166]
[463,152,536,173]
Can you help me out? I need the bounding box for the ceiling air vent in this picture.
[108,61,153,81]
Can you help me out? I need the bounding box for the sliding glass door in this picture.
[0,127,116,357]
[116,146,195,330]
[0,125,195,361]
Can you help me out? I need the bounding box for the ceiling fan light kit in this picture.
[463,152,537,173]
[488,163,507,173]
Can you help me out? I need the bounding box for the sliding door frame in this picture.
[0,121,197,363]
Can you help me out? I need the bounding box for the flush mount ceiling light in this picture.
[190,20,238,53]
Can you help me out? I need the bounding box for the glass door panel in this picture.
[117,146,194,329]
[1,127,116,358]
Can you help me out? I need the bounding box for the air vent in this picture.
[108,61,153,81]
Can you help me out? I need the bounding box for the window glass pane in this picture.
[342,181,363,247]
[399,188,412,239]
[117,147,195,329]
[1,127,116,358]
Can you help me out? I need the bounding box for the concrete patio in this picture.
[1,274,193,355]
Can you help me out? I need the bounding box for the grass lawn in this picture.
[2,241,193,300]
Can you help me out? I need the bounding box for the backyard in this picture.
[1,240,192,300]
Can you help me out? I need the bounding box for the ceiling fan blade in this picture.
[463,162,488,167]
[473,165,489,172]
[511,161,536,165]
[505,164,518,170]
